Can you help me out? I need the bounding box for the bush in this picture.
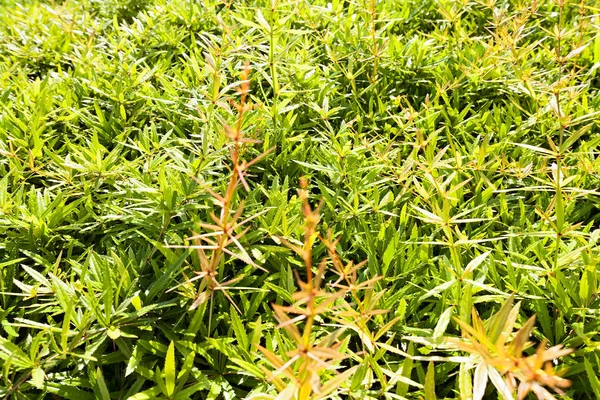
[0,0,599,398]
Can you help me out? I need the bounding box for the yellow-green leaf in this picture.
[425,361,436,400]
[31,367,45,388]
[165,341,176,397]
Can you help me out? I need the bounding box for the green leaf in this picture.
[419,279,456,302]
[382,239,395,273]
[0,337,34,370]
[433,306,453,338]
[461,251,491,279]
[251,315,262,350]
[96,367,111,400]
[229,305,248,351]
[459,362,473,400]
[425,361,436,400]
[61,300,73,353]
[487,295,515,343]
[396,342,414,396]
[585,357,600,398]
[107,326,122,340]
[165,341,176,397]
[207,381,222,400]
[127,387,162,400]
[256,9,271,31]
[43,382,96,400]
[31,367,45,388]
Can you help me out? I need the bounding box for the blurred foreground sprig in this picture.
[448,296,573,400]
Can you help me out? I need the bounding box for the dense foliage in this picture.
[1,0,599,398]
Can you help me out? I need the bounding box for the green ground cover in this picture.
[1,0,600,398]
